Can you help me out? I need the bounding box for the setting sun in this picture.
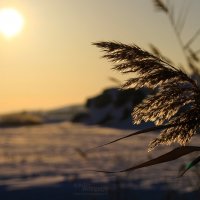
[0,8,24,38]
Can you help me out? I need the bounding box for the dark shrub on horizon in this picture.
[0,112,43,127]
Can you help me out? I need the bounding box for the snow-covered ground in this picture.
[0,122,199,199]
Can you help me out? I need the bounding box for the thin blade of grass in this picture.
[86,123,186,152]
[184,28,200,49]
[178,155,200,177]
[177,0,192,34]
[90,146,200,173]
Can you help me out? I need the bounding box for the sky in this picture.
[0,0,200,114]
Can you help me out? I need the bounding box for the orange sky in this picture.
[0,0,199,114]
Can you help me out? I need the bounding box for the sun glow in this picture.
[0,8,24,38]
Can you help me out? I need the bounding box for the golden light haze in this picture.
[0,0,199,114]
[0,8,24,38]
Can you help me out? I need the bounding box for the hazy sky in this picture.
[0,0,199,114]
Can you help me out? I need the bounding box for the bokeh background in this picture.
[0,1,200,200]
[1,0,199,114]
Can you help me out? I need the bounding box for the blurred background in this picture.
[0,0,200,199]
[1,0,199,114]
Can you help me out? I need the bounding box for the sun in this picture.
[0,8,24,38]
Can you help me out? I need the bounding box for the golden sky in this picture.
[0,0,199,114]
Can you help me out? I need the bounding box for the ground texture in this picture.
[0,122,199,199]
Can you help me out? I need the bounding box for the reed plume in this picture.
[92,41,200,174]
[90,0,200,175]
[93,41,200,151]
